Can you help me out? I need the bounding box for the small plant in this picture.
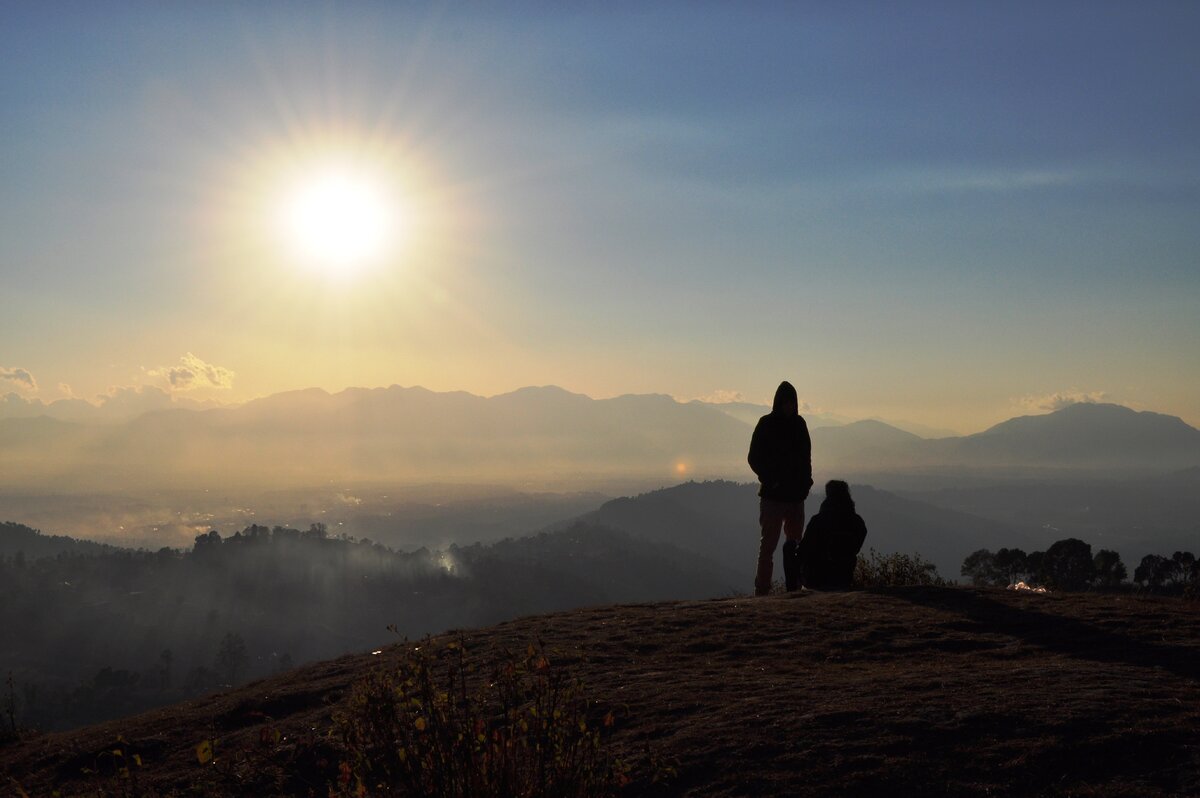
[2,672,18,745]
[854,548,947,588]
[334,638,626,797]
[78,737,154,798]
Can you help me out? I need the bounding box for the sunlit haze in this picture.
[2,3,1199,433]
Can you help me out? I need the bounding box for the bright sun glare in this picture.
[276,165,400,278]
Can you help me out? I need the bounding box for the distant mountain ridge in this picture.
[2,388,1197,492]
[812,403,1200,473]
[0,385,750,490]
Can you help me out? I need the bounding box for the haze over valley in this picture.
[3,383,1197,563]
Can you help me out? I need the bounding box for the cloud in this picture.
[149,353,235,392]
[692,389,745,404]
[0,383,228,422]
[1,366,38,393]
[1,392,47,418]
[1017,390,1112,413]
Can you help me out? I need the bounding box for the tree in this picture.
[193,530,223,556]
[1171,552,1198,586]
[994,548,1030,584]
[1134,554,1171,588]
[1041,538,1095,591]
[1092,549,1127,589]
[961,549,999,586]
[1025,550,1045,583]
[215,633,249,686]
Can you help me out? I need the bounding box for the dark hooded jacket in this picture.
[747,382,813,502]
[800,492,868,590]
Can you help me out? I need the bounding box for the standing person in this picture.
[800,480,868,590]
[747,381,813,595]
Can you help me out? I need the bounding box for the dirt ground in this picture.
[4,586,1200,797]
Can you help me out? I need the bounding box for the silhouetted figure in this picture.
[747,381,813,595]
[800,480,868,590]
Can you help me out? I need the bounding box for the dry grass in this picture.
[3,586,1199,797]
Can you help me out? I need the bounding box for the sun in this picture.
[275,164,401,278]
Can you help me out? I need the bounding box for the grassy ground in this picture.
[3,586,1199,797]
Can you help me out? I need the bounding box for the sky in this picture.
[2,1,1199,433]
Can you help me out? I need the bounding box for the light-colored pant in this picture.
[756,498,805,595]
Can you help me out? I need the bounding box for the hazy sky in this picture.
[3,2,1198,432]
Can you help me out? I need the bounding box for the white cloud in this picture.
[1017,389,1112,413]
[148,353,235,392]
[0,366,37,393]
[0,383,229,422]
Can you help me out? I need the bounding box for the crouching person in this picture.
[800,480,868,590]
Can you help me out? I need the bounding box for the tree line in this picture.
[961,538,1198,595]
[0,519,731,732]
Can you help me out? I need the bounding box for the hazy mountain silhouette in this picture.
[811,419,924,469]
[570,480,1034,579]
[896,465,1200,566]
[0,385,750,490]
[813,403,1200,473]
[0,521,116,559]
[3,390,1197,494]
[693,399,849,429]
[940,403,1200,467]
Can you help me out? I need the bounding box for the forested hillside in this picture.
[0,521,736,731]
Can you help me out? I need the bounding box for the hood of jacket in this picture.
[772,381,798,414]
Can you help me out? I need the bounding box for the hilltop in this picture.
[4,587,1198,796]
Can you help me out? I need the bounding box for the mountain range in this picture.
[2,385,1198,492]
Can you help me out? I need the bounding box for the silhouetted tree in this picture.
[1041,538,1095,591]
[1134,554,1171,588]
[961,549,999,586]
[1171,551,1198,586]
[193,530,222,556]
[1025,550,1045,583]
[1092,549,1127,588]
[962,547,1034,587]
[215,633,248,686]
[994,548,1030,584]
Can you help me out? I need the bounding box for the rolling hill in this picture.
[4,587,1198,796]
[570,480,1034,582]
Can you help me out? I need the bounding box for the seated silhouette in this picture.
[795,480,868,590]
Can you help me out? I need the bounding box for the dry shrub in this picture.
[334,638,625,797]
[854,548,947,588]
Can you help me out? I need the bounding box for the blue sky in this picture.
[2,2,1198,431]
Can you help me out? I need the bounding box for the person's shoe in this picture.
[782,540,801,591]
